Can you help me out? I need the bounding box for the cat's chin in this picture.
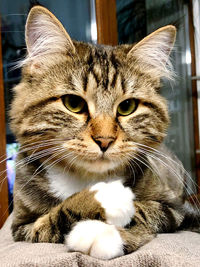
[75,158,121,174]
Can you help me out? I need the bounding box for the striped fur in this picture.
[10,6,199,260]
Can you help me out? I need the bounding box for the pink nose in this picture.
[92,136,115,152]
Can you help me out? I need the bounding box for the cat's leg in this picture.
[13,180,135,244]
[65,200,184,259]
[120,200,184,254]
[13,181,184,260]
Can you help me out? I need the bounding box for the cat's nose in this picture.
[92,136,115,152]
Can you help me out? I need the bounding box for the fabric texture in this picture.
[0,214,200,267]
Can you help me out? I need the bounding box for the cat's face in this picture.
[10,6,176,174]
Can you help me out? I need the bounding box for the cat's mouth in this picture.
[62,144,126,173]
[75,158,120,173]
[70,152,124,173]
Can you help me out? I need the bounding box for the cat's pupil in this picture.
[121,100,130,111]
[69,95,80,108]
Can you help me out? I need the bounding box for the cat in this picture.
[10,5,199,260]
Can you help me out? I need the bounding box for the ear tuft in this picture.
[22,6,75,66]
[128,25,176,79]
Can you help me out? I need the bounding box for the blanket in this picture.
[0,215,200,267]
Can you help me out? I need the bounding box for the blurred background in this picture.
[0,0,199,227]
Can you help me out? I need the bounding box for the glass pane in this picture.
[117,0,196,192]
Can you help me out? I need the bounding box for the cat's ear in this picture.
[127,26,176,79]
[25,6,75,60]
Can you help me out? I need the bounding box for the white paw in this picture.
[90,180,135,227]
[65,220,124,260]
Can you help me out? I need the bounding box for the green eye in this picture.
[63,95,86,113]
[117,99,137,116]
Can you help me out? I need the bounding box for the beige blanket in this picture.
[0,215,200,267]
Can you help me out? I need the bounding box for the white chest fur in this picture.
[47,167,122,201]
[47,167,91,201]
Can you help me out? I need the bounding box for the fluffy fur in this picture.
[10,6,199,260]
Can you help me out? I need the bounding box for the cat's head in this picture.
[10,6,176,174]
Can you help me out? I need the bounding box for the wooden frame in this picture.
[188,0,200,192]
[95,0,118,45]
[0,19,9,228]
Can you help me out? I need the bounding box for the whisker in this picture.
[0,139,64,165]
[136,146,200,216]
[0,147,64,192]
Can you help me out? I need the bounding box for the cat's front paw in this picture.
[31,214,51,242]
[31,214,61,243]
[90,180,135,227]
[65,220,124,260]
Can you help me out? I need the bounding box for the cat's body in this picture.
[10,6,199,260]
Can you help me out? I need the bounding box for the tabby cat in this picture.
[10,6,199,260]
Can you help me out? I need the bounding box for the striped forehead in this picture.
[83,50,125,91]
[81,50,126,110]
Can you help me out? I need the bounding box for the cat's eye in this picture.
[117,99,137,116]
[63,95,87,113]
